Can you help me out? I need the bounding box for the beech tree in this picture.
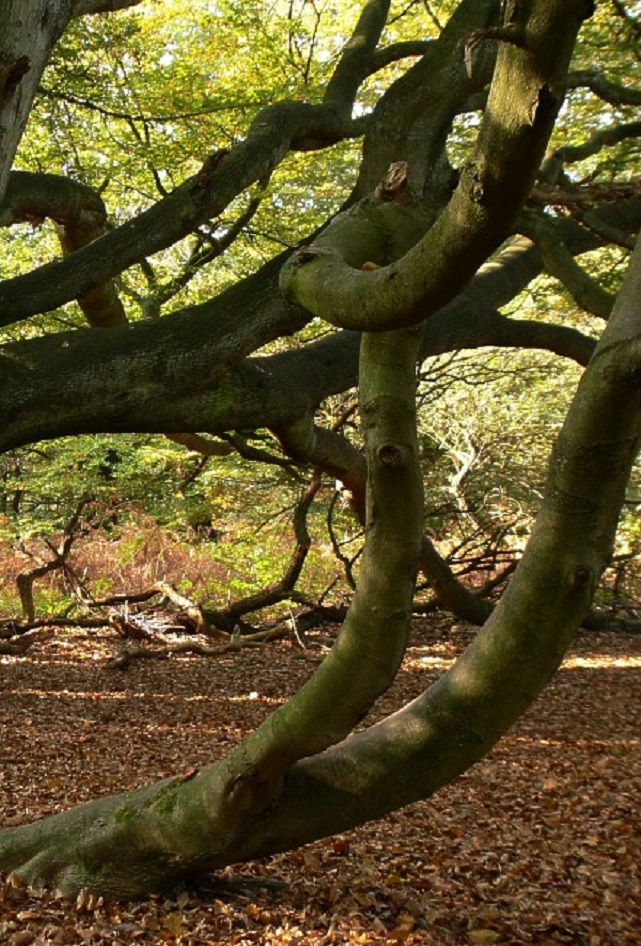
[1,0,641,897]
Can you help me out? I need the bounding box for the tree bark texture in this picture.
[2,230,640,896]
[3,0,641,903]
[0,1,76,203]
[0,326,425,895]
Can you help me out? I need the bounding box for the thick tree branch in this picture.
[72,0,143,15]
[0,322,426,896]
[3,227,639,898]
[354,0,498,197]
[0,0,405,328]
[164,433,232,458]
[520,211,616,320]
[367,40,431,73]
[229,230,641,863]
[280,0,591,330]
[0,102,359,327]
[553,119,641,165]
[0,171,107,233]
[3,0,640,900]
[0,193,632,455]
[323,0,392,118]
[0,215,610,453]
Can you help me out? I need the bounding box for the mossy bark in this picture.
[2,0,637,902]
[0,327,424,897]
[280,0,594,331]
[2,234,641,898]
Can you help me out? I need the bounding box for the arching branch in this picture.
[1,171,126,327]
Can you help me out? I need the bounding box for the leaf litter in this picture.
[0,619,639,945]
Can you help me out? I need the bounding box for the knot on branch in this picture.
[280,245,336,293]
[571,565,593,588]
[0,56,31,96]
[295,249,317,265]
[191,149,230,190]
[462,163,485,204]
[377,442,404,469]
[376,162,408,202]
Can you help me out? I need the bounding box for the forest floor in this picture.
[0,618,639,946]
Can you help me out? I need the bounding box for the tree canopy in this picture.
[0,0,640,899]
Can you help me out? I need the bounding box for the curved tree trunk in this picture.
[2,0,639,904]
[0,325,425,896]
[2,231,641,899]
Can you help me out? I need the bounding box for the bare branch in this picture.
[567,70,641,106]
[145,192,266,313]
[553,119,641,165]
[203,472,321,632]
[521,212,616,320]
[165,433,233,457]
[367,40,431,73]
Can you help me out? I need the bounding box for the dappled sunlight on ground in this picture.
[0,621,639,944]
[562,654,641,669]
